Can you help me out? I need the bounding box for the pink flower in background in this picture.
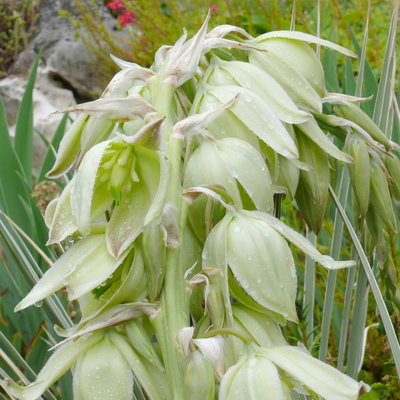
[107,0,126,11]
[210,4,219,13]
[118,10,137,27]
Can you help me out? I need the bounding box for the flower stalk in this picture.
[148,76,188,399]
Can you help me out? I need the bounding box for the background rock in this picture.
[10,0,112,100]
[0,0,122,171]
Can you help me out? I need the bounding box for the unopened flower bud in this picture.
[185,350,216,400]
[74,337,134,400]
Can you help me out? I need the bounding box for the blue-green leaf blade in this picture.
[14,53,40,184]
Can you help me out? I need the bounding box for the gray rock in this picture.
[0,0,125,170]
[10,0,122,100]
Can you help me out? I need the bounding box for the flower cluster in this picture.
[107,0,137,27]
[4,13,391,400]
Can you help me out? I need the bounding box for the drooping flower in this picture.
[4,330,166,400]
[219,346,363,400]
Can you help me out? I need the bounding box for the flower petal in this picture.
[46,179,78,244]
[56,96,156,121]
[219,355,287,400]
[214,59,311,124]
[248,211,356,269]
[261,346,360,400]
[110,332,167,400]
[206,85,299,159]
[71,140,112,235]
[106,181,151,258]
[54,302,157,348]
[73,335,134,400]
[216,138,274,212]
[4,333,102,400]
[46,114,88,178]
[66,236,128,300]
[297,118,353,163]
[253,30,356,57]
[226,214,298,321]
[249,50,322,113]
[15,235,109,311]
[164,13,210,85]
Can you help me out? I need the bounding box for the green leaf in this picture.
[372,2,398,132]
[0,101,31,232]
[322,49,339,93]
[329,186,400,377]
[348,27,378,116]
[344,57,356,95]
[14,53,40,184]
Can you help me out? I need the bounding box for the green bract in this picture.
[6,15,380,400]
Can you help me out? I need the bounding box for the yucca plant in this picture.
[1,3,399,400]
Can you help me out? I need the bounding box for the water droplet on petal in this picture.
[248,359,257,367]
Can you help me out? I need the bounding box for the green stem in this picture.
[303,230,316,347]
[150,77,188,400]
[199,328,252,344]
